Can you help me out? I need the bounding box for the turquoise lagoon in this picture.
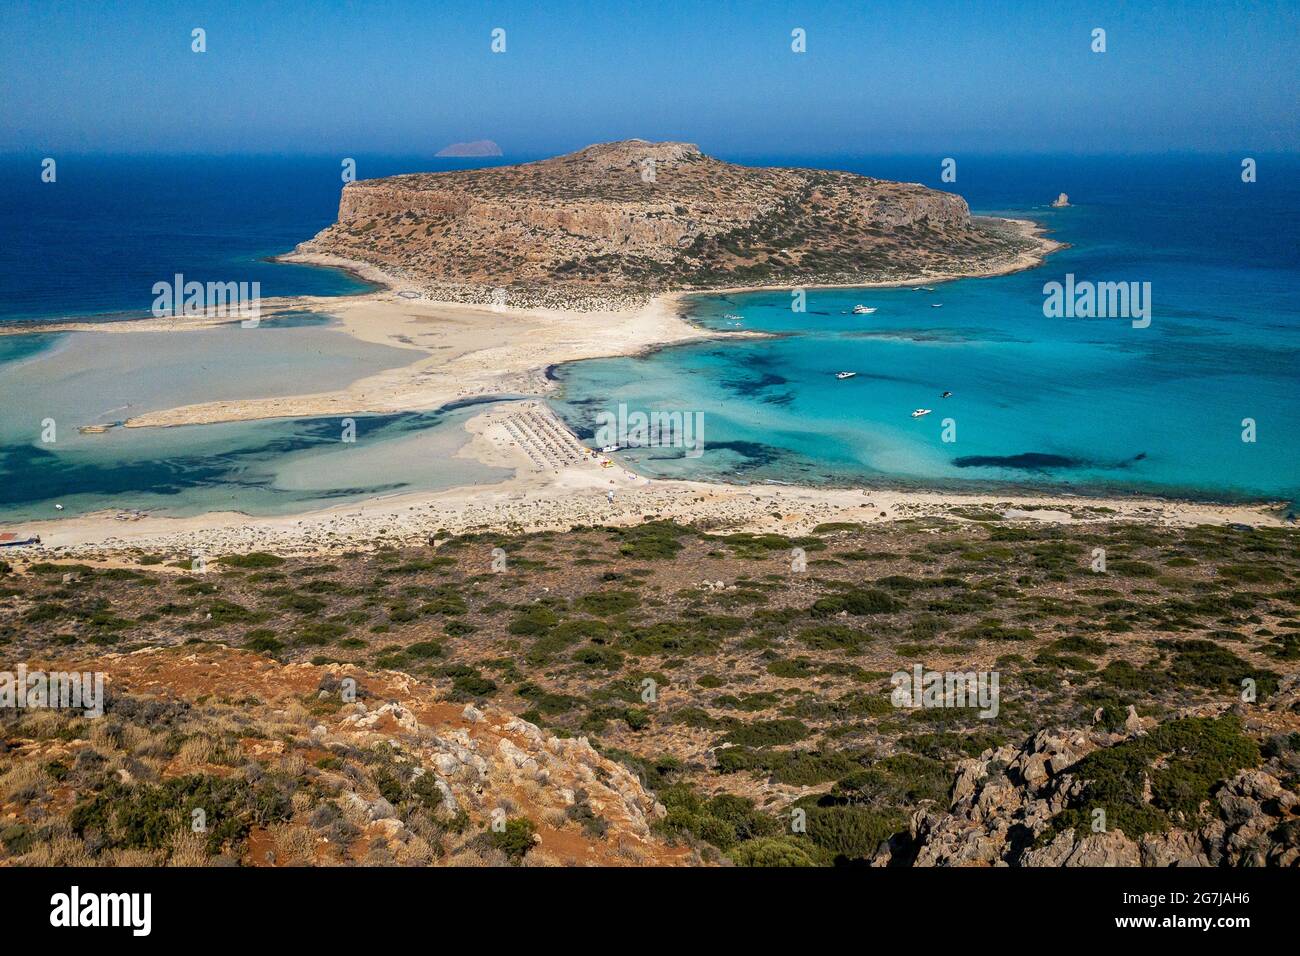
[0,318,509,520]
[1,154,1297,516]
[548,158,1300,505]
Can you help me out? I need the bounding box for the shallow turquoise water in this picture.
[549,160,1300,504]
[0,402,511,521]
[0,316,420,439]
[0,322,511,520]
[1,154,1295,514]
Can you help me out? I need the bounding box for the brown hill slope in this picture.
[0,646,693,866]
[294,139,1044,305]
[3,519,1298,867]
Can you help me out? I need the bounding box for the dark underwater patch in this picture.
[702,440,784,468]
[952,452,1086,471]
[722,370,789,397]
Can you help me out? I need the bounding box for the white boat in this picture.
[600,444,621,453]
[852,305,876,315]
[922,286,936,292]
[835,371,857,380]
[910,408,932,418]
[930,303,943,308]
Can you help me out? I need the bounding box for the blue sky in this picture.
[2,0,1297,156]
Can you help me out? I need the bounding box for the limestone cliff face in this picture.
[296,139,1029,304]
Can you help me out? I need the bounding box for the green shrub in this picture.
[451,670,497,698]
[1156,639,1280,699]
[220,552,285,569]
[810,588,902,617]
[244,630,283,654]
[405,640,444,659]
[655,785,781,850]
[577,590,640,616]
[801,804,902,862]
[508,606,560,636]
[1047,715,1260,839]
[486,817,537,862]
[797,624,871,652]
[612,521,692,560]
[723,718,809,748]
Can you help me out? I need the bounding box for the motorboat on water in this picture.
[852,305,877,315]
[835,371,857,380]
[910,408,933,418]
[930,303,943,308]
[941,391,952,398]
[600,444,621,453]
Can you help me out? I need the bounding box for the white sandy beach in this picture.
[4,397,1287,558]
[5,219,1282,558]
[1,289,721,430]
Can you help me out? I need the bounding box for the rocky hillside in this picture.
[294,140,1042,306]
[0,646,692,866]
[882,682,1300,867]
[4,518,1297,867]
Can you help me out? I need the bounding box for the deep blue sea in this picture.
[0,154,513,321]
[0,152,1296,516]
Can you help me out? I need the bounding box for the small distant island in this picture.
[286,139,1060,310]
[435,139,504,157]
[1051,192,1070,207]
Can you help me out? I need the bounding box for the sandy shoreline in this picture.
[4,397,1289,558]
[0,217,1059,432]
[2,292,725,425]
[9,215,1271,558]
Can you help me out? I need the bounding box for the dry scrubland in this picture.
[2,517,1299,867]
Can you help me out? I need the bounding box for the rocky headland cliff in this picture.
[291,140,1052,309]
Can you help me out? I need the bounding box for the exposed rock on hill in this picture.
[293,139,1049,308]
[879,677,1300,867]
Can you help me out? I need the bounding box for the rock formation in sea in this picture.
[1051,192,1070,207]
